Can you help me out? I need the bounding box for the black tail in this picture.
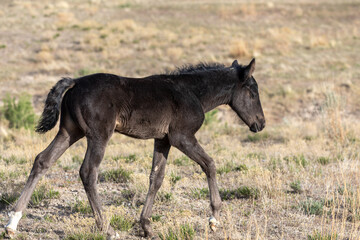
[36,77,75,133]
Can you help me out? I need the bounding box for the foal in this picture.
[5,58,265,238]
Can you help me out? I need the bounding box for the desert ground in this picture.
[0,0,360,239]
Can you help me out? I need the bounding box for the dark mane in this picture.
[168,62,227,75]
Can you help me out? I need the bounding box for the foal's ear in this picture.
[244,58,256,78]
[231,60,239,67]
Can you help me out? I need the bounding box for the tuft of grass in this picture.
[30,185,60,207]
[170,172,181,185]
[284,154,308,168]
[300,199,324,216]
[159,223,195,240]
[125,154,136,163]
[0,193,19,206]
[247,132,270,142]
[110,214,134,232]
[173,156,191,166]
[152,214,162,222]
[0,44,6,49]
[100,167,132,183]
[70,199,92,214]
[220,186,259,200]
[234,164,248,172]
[203,109,219,126]
[64,232,106,240]
[290,180,303,193]
[2,94,37,130]
[216,163,233,175]
[190,188,209,199]
[1,155,27,165]
[307,231,338,240]
[157,192,173,202]
[317,156,331,165]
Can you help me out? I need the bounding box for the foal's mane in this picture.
[168,62,228,75]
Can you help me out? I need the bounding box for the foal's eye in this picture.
[247,88,255,98]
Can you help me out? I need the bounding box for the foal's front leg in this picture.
[140,138,171,237]
[169,133,222,231]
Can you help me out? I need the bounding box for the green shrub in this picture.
[247,132,269,142]
[290,180,303,193]
[100,167,132,183]
[300,199,324,216]
[159,223,195,240]
[173,156,191,166]
[157,192,173,202]
[0,193,19,206]
[170,172,181,185]
[64,232,106,240]
[203,109,219,126]
[30,185,59,207]
[317,157,331,165]
[152,214,162,222]
[110,215,134,231]
[220,186,259,200]
[2,94,37,130]
[307,231,338,240]
[190,188,209,199]
[70,199,92,214]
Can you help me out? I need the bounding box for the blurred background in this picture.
[0,0,360,239]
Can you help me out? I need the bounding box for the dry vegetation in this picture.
[0,0,360,239]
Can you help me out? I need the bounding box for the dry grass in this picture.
[0,0,360,239]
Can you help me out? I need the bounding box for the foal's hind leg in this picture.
[5,124,83,236]
[79,135,112,233]
[140,138,171,237]
[169,133,222,231]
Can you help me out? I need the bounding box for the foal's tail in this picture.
[35,77,75,133]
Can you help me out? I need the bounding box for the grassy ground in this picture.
[0,0,360,239]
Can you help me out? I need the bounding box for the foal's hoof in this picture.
[106,226,119,240]
[5,227,16,239]
[209,216,219,232]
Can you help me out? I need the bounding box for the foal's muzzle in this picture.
[250,119,265,133]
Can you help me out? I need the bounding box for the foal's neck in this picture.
[190,69,237,113]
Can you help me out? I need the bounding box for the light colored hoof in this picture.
[5,227,16,239]
[209,216,219,232]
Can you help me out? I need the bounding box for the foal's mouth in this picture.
[250,122,265,133]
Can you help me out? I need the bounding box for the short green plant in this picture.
[159,223,195,240]
[152,214,162,222]
[220,186,259,200]
[234,163,248,172]
[170,172,181,185]
[247,132,269,142]
[216,163,233,175]
[64,232,106,240]
[100,167,132,183]
[157,192,173,202]
[1,155,27,165]
[125,154,137,163]
[284,154,308,168]
[2,94,37,130]
[300,199,324,216]
[317,156,331,165]
[110,214,134,231]
[173,156,191,166]
[30,185,59,207]
[71,199,92,214]
[307,231,338,240]
[0,193,19,206]
[203,109,219,126]
[190,188,209,199]
[290,180,303,193]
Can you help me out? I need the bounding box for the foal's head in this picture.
[230,59,265,133]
